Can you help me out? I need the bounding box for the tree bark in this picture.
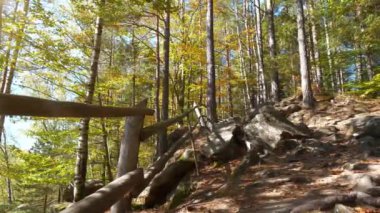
[74,0,105,202]
[158,0,171,156]
[254,0,267,104]
[155,15,161,125]
[309,0,323,91]
[364,52,373,80]
[206,0,218,122]
[296,0,314,108]
[2,133,13,204]
[0,1,28,203]
[233,0,250,112]
[0,0,3,45]
[266,0,280,102]
[323,16,335,90]
[98,95,113,182]
[225,26,234,117]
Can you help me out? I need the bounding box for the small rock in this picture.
[289,176,310,184]
[334,204,355,213]
[342,163,368,171]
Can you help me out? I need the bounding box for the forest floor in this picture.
[140,96,380,213]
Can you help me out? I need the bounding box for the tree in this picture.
[254,0,266,104]
[73,0,105,202]
[296,0,314,108]
[158,0,171,156]
[308,0,323,91]
[206,0,217,122]
[266,0,280,102]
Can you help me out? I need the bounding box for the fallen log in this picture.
[60,169,143,213]
[132,130,195,198]
[144,160,195,208]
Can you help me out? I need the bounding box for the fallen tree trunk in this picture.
[144,160,195,208]
[60,169,143,213]
[132,130,194,198]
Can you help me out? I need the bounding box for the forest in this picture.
[0,0,379,212]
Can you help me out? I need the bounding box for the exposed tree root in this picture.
[291,191,380,213]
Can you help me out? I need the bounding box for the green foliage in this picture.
[346,74,380,98]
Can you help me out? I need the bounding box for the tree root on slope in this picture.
[290,191,380,213]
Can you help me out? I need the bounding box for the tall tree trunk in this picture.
[74,0,105,202]
[0,2,28,202]
[296,0,314,108]
[0,0,4,46]
[243,0,254,79]
[355,51,363,82]
[254,0,267,104]
[233,0,250,113]
[2,133,13,204]
[198,0,204,106]
[364,52,373,80]
[225,26,234,117]
[155,14,161,158]
[206,0,218,122]
[43,191,48,213]
[155,15,161,124]
[266,0,280,102]
[131,30,137,106]
[3,0,29,94]
[158,0,170,156]
[98,95,113,182]
[323,16,335,90]
[309,0,323,91]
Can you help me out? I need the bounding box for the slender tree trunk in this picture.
[0,3,28,202]
[243,0,254,78]
[98,95,113,182]
[0,1,18,93]
[0,0,3,46]
[296,0,314,108]
[339,68,344,92]
[158,0,170,156]
[364,52,373,80]
[43,191,48,213]
[266,0,280,102]
[4,0,29,94]
[323,16,335,90]
[131,30,137,106]
[225,26,234,117]
[233,0,250,112]
[206,0,218,122]
[1,131,13,204]
[254,0,267,104]
[155,15,161,124]
[155,14,161,158]
[74,0,105,201]
[309,0,323,91]
[198,0,204,106]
